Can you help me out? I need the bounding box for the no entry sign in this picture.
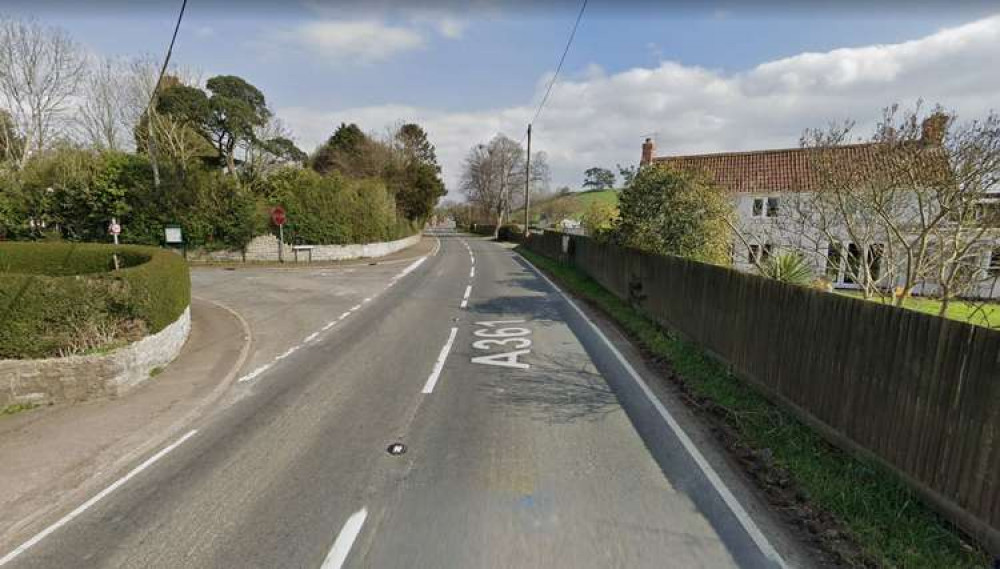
[271,206,286,226]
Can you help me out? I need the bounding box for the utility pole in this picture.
[524,123,532,231]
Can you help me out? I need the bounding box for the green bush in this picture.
[264,167,413,245]
[497,224,524,242]
[0,242,190,359]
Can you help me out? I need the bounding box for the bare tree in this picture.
[0,16,87,166]
[460,134,528,238]
[76,57,128,150]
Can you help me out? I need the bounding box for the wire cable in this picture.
[148,0,188,110]
[526,0,588,134]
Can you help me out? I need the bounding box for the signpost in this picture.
[109,218,122,270]
[271,206,287,262]
[109,218,121,245]
[164,224,185,258]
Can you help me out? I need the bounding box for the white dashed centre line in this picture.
[321,508,368,569]
[422,327,459,394]
[461,284,472,309]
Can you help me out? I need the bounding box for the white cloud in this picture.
[195,26,214,38]
[287,19,425,62]
[279,14,1000,198]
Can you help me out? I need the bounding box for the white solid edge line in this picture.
[422,327,459,394]
[0,429,199,567]
[521,256,788,569]
[320,508,368,569]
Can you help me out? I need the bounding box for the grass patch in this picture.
[149,366,164,378]
[838,291,1000,329]
[1,402,39,417]
[514,189,619,223]
[517,246,988,568]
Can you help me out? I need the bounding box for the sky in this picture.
[5,0,1000,199]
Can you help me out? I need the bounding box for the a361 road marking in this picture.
[471,320,531,369]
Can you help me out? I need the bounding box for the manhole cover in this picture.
[387,443,407,455]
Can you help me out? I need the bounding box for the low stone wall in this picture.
[187,233,421,263]
[0,306,191,408]
[305,233,421,262]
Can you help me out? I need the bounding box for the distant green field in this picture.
[518,189,619,224]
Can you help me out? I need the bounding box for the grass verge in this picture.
[837,290,1000,329]
[517,246,988,568]
[1,402,39,417]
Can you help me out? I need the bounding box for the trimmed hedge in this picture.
[0,243,190,359]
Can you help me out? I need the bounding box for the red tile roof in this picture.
[653,143,884,194]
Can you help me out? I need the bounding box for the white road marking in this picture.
[238,363,273,383]
[460,284,472,309]
[0,430,198,567]
[422,327,459,394]
[521,255,789,569]
[321,508,368,569]
[239,253,431,385]
[470,266,475,278]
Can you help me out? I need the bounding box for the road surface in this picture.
[1,234,793,568]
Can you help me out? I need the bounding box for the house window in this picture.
[826,244,842,280]
[844,243,862,284]
[752,198,764,217]
[868,244,884,281]
[989,250,1000,276]
[761,244,774,263]
[975,202,1000,226]
[766,197,779,217]
[748,244,759,263]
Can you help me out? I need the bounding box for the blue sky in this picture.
[6,1,1000,195]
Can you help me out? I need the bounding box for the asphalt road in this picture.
[1,234,791,568]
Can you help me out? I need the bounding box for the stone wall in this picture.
[187,233,420,263]
[0,306,191,408]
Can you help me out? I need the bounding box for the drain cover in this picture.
[387,443,407,455]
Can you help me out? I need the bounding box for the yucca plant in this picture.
[758,252,813,286]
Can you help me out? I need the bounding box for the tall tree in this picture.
[76,57,129,151]
[583,167,615,190]
[0,16,86,166]
[460,134,528,238]
[395,123,438,168]
[311,123,371,176]
[204,75,271,176]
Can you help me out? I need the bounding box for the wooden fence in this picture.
[525,231,1000,554]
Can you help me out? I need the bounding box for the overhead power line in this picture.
[528,0,588,130]
[147,0,189,188]
[149,0,189,110]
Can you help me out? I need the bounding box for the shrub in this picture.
[266,167,411,245]
[758,252,814,285]
[497,224,524,242]
[0,242,190,358]
[613,164,732,264]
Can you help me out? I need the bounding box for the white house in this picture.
[639,118,1000,299]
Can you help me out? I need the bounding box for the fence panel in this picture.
[524,232,1000,553]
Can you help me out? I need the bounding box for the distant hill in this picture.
[516,189,618,226]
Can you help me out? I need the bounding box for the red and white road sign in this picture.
[109,221,121,235]
[271,206,286,226]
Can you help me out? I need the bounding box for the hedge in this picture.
[0,242,190,359]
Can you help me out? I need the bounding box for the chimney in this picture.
[921,112,949,146]
[640,138,655,166]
